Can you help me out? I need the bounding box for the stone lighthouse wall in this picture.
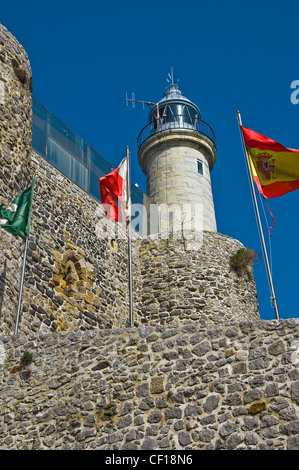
[138,131,217,232]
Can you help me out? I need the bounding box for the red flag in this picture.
[99,158,128,222]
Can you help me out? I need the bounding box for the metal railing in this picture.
[137,114,216,150]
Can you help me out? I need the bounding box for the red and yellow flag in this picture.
[241,126,299,198]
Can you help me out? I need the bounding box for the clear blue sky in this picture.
[2,0,299,321]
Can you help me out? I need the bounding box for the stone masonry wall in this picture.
[0,23,32,197]
[0,24,33,335]
[0,319,298,450]
[17,151,141,335]
[138,233,260,326]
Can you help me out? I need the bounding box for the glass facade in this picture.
[32,98,153,236]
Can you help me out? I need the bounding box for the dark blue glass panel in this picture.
[49,114,88,167]
[48,138,88,192]
[32,99,47,157]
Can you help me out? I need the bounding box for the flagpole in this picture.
[237,112,280,320]
[15,236,29,335]
[15,174,35,334]
[126,146,134,327]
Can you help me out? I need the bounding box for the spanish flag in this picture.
[241,126,299,198]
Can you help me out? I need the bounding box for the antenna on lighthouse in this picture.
[126,92,136,108]
[125,92,156,110]
[166,67,180,90]
[126,68,179,111]
[167,67,174,86]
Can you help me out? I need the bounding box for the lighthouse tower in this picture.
[137,73,217,235]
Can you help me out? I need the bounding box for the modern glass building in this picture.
[32,98,152,236]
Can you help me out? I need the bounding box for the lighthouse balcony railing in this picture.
[137,115,216,150]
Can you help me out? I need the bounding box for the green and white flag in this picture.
[0,181,34,240]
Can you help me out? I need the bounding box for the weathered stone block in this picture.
[136,383,150,397]
[178,431,192,447]
[268,340,285,356]
[151,377,164,394]
[247,401,266,414]
[291,381,299,404]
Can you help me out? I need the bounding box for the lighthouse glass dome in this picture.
[149,83,201,132]
[137,82,216,150]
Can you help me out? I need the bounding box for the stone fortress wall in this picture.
[20,150,141,335]
[0,23,298,450]
[0,23,32,335]
[138,233,259,326]
[0,319,298,450]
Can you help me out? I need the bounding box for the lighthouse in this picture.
[137,72,217,235]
